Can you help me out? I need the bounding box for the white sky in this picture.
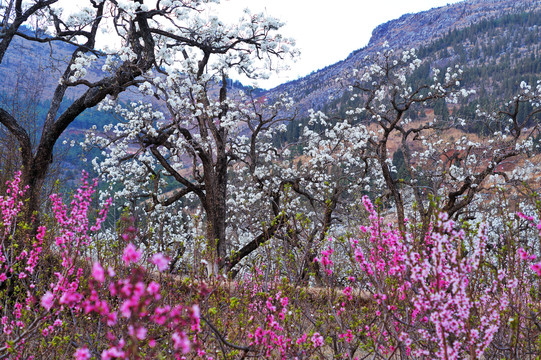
[217,0,464,89]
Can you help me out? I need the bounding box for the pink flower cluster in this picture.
[517,212,541,276]
[4,171,541,359]
[322,196,515,359]
[77,251,201,359]
[248,291,325,358]
[0,173,50,358]
[313,246,334,275]
[0,173,200,359]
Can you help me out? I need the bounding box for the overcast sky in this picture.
[217,0,465,89]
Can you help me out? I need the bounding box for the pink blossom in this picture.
[101,347,125,360]
[106,311,118,326]
[92,262,105,283]
[266,299,276,312]
[120,300,133,318]
[122,243,141,265]
[136,326,147,340]
[172,331,191,353]
[107,266,116,277]
[518,248,530,261]
[59,291,83,307]
[192,304,200,319]
[296,333,307,344]
[41,291,54,311]
[73,347,91,360]
[147,281,161,297]
[339,329,354,343]
[349,196,512,358]
[151,253,169,272]
[531,262,541,276]
[311,332,324,347]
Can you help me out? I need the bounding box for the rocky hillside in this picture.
[265,0,541,128]
[368,0,539,49]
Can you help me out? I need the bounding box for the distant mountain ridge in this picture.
[264,0,541,121]
[367,0,540,50]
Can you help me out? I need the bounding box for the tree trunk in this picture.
[202,152,228,263]
[379,147,406,233]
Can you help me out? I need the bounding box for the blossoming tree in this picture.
[0,0,295,227]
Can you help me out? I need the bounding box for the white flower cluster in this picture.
[66,6,96,27]
[69,53,97,82]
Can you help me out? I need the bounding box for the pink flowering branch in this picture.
[0,172,202,359]
[322,196,516,359]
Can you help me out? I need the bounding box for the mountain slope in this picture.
[264,0,541,127]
